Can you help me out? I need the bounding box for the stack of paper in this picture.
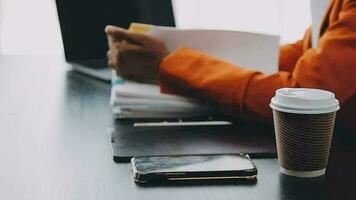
[111,75,213,118]
[110,23,279,119]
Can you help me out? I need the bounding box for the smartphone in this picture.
[131,154,257,184]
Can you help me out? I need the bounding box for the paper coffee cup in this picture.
[270,88,339,178]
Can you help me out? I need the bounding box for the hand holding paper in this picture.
[108,23,279,119]
[105,25,169,82]
[106,23,279,83]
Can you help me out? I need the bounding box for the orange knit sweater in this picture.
[159,0,356,134]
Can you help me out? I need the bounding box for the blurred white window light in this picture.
[0,0,63,55]
[173,0,311,43]
[0,0,311,55]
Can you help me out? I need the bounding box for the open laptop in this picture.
[55,0,175,81]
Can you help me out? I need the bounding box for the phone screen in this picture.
[133,154,255,173]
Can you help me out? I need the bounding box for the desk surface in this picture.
[0,55,355,200]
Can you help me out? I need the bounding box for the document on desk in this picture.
[111,76,214,119]
[129,23,280,74]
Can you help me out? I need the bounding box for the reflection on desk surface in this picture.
[0,56,355,200]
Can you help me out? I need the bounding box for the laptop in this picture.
[55,0,175,81]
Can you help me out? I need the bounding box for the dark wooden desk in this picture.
[0,55,355,200]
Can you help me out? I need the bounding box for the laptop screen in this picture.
[56,0,175,61]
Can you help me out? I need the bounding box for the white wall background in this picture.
[0,0,311,55]
[0,0,63,54]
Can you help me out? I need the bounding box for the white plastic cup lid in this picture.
[270,88,340,114]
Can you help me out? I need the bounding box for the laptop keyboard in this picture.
[74,58,108,69]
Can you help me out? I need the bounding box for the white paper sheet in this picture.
[148,27,279,74]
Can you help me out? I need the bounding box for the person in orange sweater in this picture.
[105,0,356,134]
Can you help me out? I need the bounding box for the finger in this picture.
[105,25,147,44]
[106,33,119,50]
[106,34,114,49]
[107,59,113,68]
[107,49,121,70]
[106,50,114,68]
[105,25,129,43]
[117,41,145,55]
[105,25,125,35]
